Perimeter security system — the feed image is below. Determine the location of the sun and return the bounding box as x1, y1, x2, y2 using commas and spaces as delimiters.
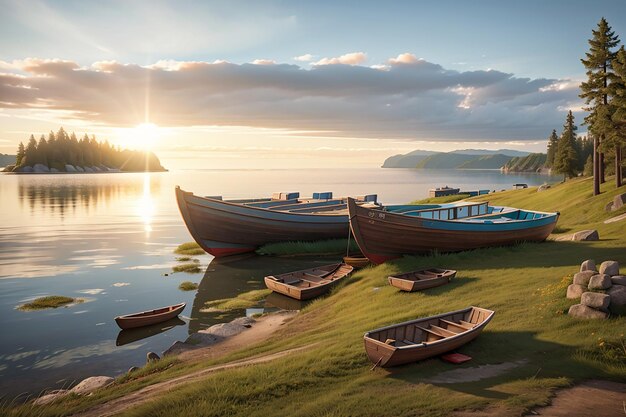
131, 123, 160, 151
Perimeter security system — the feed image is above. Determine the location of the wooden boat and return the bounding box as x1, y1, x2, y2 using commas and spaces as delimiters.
347, 197, 559, 264
114, 302, 186, 330
363, 306, 495, 367
343, 255, 370, 269
388, 268, 456, 292
176, 187, 378, 257
264, 263, 353, 300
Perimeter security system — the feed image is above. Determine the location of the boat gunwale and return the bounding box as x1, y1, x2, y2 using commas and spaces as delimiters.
389, 268, 457, 282
115, 302, 186, 321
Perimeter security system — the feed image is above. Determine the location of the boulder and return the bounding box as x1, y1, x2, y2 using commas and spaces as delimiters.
70, 376, 114, 395
605, 201, 614, 211
588, 274, 612, 290
610, 275, 626, 286
568, 304, 607, 319
128, 366, 139, 374
146, 351, 160, 362
572, 230, 599, 241
76, 166, 85, 172
608, 285, 626, 315
50, 167, 59, 173
84, 166, 94, 173
566, 284, 585, 299
33, 389, 70, 405
163, 340, 193, 356
573, 271, 596, 286
20, 165, 34, 172
33, 163, 50, 173
537, 184, 551, 192
581, 292, 610, 311
579, 259, 597, 273
65, 164, 77, 172
611, 192, 626, 211
599, 260, 619, 276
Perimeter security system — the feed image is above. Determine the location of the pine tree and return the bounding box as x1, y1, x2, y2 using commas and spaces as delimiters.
580, 17, 620, 194
584, 155, 594, 177
610, 46, 626, 186
23, 135, 38, 167
16, 142, 26, 166
546, 129, 559, 168
554, 111, 579, 181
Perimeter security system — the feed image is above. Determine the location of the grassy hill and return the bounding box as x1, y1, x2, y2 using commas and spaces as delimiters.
7, 178, 626, 417
503, 153, 547, 173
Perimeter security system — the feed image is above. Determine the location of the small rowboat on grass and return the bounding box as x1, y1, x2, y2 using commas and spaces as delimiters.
388, 268, 456, 292
114, 303, 186, 330
364, 306, 494, 367
264, 263, 353, 300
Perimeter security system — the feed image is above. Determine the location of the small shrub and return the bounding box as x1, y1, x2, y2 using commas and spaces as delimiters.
18, 296, 81, 311
174, 242, 205, 256
172, 263, 202, 274
178, 281, 199, 291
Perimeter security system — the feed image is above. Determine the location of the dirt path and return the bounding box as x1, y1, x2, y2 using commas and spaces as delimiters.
73, 311, 305, 417
531, 380, 626, 417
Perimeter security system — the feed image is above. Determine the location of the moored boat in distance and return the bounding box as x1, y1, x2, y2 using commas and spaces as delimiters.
175, 187, 378, 257
114, 303, 186, 330
388, 268, 456, 292
347, 197, 559, 264
264, 263, 353, 300
363, 306, 495, 367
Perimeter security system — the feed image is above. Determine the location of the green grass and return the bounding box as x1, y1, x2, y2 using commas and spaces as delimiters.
204, 289, 271, 311
178, 281, 199, 291
174, 242, 205, 256
18, 296, 81, 311
172, 263, 202, 274
257, 238, 359, 256
5, 176, 626, 417
408, 193, 471, 204
175, 256, 199, 263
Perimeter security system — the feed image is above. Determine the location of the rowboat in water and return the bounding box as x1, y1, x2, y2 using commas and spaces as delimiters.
364, 306, 495, 367
388, 268, 456, 292
115, 303, 186, 330
347, 198, 559, 264
175, 187, 377, 257
264, 263, 353, 300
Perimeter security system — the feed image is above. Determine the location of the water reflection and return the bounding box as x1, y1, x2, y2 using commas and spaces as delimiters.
264, 291, 310, 311
136, 174, 155, 234
116, 317, 186, 346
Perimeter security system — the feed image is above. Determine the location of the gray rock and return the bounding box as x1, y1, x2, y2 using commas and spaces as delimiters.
163, 340, 193, 356
185, 332, 220, 346
599, 260, 619, 277
20, 165, 33, 172
199, 321, 249, 338
580, 259, 597, 273
128, 366, 139, 374
572, 230, 599, 241
92, 166, 101, 172
566, 284, 586, 299
568, 304, 607, 319
76, 166, 85, 172
588, 274, 612, 290
573, 270, 596, 286
146, 351, 160, 362
537, 184, 551, 192
610, 275, 626, 286
608, 285, 626, 315
566, 284, 585, 299
611, 192, 626, 211
605, 201, 614, 211
33, 389, 70, 405
65, 164, 77, 172
70, 376, 114, 395
581, 292, 610, 311
33, 163, 50, 173
50, 167, 59, 173
84, 166, 94, 173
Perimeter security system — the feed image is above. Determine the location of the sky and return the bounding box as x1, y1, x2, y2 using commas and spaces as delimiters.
1, 0, 625, 169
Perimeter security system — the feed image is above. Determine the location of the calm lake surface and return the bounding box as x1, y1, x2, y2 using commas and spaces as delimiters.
0, 168, 560, 397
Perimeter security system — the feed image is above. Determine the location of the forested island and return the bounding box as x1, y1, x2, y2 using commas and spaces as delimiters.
3, 128, 166, 173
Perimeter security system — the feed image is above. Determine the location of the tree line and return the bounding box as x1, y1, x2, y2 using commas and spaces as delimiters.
545, 112, 594, 180
12, 127, 164, 172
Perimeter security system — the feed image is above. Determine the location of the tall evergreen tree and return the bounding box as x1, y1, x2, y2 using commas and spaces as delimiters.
23, 135, 38, 167
554, 111, 579, 181
16, 142, 26, 166
580, 17, 620, 194
610, 46, 626, 186
546, 129, 559, 168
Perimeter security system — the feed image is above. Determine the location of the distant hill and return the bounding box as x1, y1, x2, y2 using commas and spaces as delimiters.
0, 153, 16, 168
382, 149, 530, 169
502, 153, 547, 173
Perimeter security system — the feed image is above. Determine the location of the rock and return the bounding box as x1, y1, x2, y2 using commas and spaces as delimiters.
611, 192, 626, 211
33, 389, 70, 405
579, 259, 597, 273
599, 260, 619, 276
70, 376, 114, 395
588, 274, 612, 290
581, 292, 610, 311
92, 166, 101, 172
566, 284, 585, 299
572, 230, 599, 241
568, 304, 607, 319
573, 271, 596, 286
146, 351, 160, 362
185, 332, 220, 346
608, 285, 626, 315
605, 201, 614, 211
33, 163, 50, 173
611, 275, 626, 286
84, 166, 94, 173
163, 340, 193, 356
537, 184, 551, 192
128, 366, 139, 374
50, 167, 59, 173
65, 164, 77, 172
20, 165, 34, 173
76, 166, 85, 172
199, 321, 250, 338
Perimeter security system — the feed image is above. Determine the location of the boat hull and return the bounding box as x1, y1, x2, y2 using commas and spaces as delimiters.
115, 303, 186, 330
348, 198, 559, 264
176, 187, 350, 257
264, 263, 353, 300
388, 268, 456, 292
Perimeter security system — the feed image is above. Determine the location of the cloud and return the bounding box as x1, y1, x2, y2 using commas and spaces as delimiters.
294, 54, 315, 62
252, 59, 276, 65
313, 52, 367, 66
0, 56, 582, 141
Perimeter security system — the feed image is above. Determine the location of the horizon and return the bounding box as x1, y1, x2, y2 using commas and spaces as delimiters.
1, 0, 625, 169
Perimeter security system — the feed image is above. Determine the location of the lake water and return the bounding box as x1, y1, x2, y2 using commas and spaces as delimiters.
0, 168, 560, 398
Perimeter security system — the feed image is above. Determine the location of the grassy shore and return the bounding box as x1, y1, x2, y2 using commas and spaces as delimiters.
257, 238, 359, 256
5, 177, 626, 416
203, 289, 271, 311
